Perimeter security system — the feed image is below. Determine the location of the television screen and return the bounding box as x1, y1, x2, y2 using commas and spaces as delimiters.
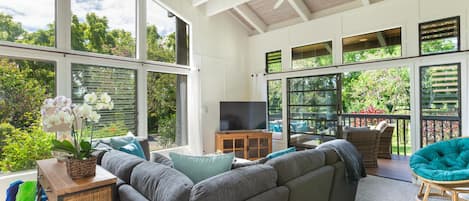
220, 101, 267, 131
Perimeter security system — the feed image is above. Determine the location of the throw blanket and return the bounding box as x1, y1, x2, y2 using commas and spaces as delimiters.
317, 139, 366, 182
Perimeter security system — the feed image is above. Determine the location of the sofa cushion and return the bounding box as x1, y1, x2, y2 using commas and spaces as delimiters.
316, 148, 340, 165
131, 161, 193, 201
91, 142, 113, 165
170, 152, 234, 183
285, 166, 334, 201
245, 186, 289, 201
101, 150, 145, 184
190, 165, 277, 201
118, 184, 150, 201
266, 149, 325, 185
150, 152, 173, 167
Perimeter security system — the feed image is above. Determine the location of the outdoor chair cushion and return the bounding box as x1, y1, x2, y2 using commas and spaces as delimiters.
410, 138, 469, 181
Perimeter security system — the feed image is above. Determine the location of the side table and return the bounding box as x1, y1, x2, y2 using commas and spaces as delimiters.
36, 158, 117, 201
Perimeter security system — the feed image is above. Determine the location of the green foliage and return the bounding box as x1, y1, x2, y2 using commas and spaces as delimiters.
0, 59, 51, 129
0, 13, 181, 154
343, 45, 401, 64
0, 13, 24, 42
147, 25, 176, 63
292, 55, 333, 69
147, 73, 178, 143
421, 38, 458, 55
51, 139, 93, 160
89, 121, 129, 139
342, 68, 410, 114
0, 123, 53, 172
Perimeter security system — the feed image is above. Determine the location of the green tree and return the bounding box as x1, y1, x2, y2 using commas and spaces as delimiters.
342, 68, 410, 114
147, 73, 177, 142
0, 59, 50, 129
0, 13, 24, 42
72, 15, 86, 51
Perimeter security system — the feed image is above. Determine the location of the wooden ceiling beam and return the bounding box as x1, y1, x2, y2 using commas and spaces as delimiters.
206, 0, 253, 16
193, 0, 209, 7
324, 43, 333, 54
361, 0, 371, 6
377, 31, 387, 47
234, 4, 267, 34
287, 0, 311, 22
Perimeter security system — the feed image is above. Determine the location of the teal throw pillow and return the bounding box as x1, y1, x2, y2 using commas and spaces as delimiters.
109, 136, 135, 148
111, 137, 146, 159
266, 147, 296, 159
169, 152, 234, 183
119, 141, 146, 159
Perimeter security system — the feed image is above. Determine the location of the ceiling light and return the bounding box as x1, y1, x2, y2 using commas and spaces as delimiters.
359, 38, 368, 42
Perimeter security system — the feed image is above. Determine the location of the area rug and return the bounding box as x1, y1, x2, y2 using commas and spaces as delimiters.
356, 175, 451, 201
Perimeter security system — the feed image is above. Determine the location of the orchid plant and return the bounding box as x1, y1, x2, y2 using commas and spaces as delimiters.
41, 92, 113, 160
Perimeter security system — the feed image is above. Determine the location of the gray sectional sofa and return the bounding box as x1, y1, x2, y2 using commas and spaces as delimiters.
93, 138, 359, 201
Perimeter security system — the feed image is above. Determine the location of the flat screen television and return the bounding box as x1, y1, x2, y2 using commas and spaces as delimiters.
220, 101, 267, 131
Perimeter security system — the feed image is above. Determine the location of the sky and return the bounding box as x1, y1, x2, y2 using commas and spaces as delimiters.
0, 0, 176, 37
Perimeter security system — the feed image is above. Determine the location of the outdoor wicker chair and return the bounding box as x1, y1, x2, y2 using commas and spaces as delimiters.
375, 121, 395, 159
343, 127, 380, 168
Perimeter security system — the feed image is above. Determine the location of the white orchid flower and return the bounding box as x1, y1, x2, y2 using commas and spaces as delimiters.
84, 92, 98, 104
100, 93, 112, 104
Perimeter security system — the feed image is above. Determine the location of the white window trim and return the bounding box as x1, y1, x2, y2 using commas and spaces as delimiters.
0, 0, 194, 152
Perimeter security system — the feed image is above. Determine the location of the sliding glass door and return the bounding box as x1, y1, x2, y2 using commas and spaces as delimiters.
287, 74, 341, 148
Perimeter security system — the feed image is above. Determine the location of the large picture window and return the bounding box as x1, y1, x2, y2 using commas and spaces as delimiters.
343, 28, 401, 64
72, 64, 137, 137
71, 0, 136, 57
0, 57, 56, 172
0, 0, 55, 47
147, 72, 188, 151
147, 1, 190, 65
292, 41, 333, 70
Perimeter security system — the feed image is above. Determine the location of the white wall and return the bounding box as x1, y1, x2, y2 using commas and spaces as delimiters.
159, 0, 251, 154
247, 0, 469, 151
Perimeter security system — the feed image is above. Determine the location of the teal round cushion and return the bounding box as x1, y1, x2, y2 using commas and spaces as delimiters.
410, 138, 469, 181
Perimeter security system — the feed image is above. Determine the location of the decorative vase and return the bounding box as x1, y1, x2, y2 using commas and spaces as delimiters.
65, 157, 97, 179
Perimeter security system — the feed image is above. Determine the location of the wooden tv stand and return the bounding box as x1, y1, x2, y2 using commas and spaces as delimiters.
216, 131, 272, 160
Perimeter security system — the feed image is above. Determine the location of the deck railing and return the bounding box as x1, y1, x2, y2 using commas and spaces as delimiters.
342, 113, 411, 156
421, 116, 460, 147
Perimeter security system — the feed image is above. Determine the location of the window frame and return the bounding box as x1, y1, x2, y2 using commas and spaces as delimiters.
0, 0, 193, 152
419, 63, 462, 147
418, 16, 461, 56
267, 79, 283, 133
341, 27, 402, 64
265, 50, 282, 74
0, 0, 57, 48
291, 40, 333, 70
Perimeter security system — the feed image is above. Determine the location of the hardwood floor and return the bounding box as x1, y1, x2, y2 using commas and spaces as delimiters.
366, 155, 413, 182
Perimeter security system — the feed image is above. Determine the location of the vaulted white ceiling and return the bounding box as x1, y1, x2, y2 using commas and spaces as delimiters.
193, 0, 383, 35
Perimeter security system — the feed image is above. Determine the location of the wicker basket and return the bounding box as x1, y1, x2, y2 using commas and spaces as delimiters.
65, 157, 97, 179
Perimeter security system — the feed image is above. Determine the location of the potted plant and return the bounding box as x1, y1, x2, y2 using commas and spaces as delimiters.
41, 93, 113, 179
